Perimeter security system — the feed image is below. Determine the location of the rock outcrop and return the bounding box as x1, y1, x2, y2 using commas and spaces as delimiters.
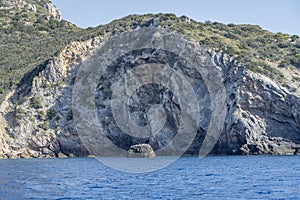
0, 37, 103, 158
128, 144, 156, 158
44, 2, 62, 21
0, 12, 299, 158
0, 0, 61, 21
212, 52, 300, 155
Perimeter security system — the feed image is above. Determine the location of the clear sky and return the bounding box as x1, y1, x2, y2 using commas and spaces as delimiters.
51, 0, 300, 35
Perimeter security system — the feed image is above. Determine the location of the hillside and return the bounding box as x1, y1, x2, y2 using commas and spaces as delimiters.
0, 0, 300, 158
1, 0, 300, 104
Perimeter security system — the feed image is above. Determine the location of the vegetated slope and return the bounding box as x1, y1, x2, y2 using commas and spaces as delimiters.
0, 0, 80, 102
0, 1, 300, 100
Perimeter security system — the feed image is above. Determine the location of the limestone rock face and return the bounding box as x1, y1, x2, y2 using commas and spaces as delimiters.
0, 28, 299, 158
44, 2, 62, 21
128, 144, 156, 158
0, 37, 103, 158
0, 0, 61, 21
217, 68, 300, 155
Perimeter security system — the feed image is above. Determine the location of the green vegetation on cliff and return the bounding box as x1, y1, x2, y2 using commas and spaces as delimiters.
0, 0, 299, 103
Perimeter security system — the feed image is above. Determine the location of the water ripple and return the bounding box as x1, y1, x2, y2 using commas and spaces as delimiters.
0, 156, 300, 199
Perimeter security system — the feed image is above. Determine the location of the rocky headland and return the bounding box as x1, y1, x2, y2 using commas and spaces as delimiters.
0, 0, 299, 158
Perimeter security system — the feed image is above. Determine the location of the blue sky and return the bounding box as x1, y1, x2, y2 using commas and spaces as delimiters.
51, 0, 300, 35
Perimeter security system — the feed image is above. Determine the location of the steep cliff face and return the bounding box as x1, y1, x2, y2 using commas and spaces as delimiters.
0, 37, 103, 158
0, 29, 299, 158
213, 53, 300, 155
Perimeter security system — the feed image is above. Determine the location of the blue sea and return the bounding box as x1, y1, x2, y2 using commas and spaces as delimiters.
0, 156, 300, 199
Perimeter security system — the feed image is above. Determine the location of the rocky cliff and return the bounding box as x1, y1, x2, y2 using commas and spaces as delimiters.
0, 1, 300, 158
0, 37, 103, 158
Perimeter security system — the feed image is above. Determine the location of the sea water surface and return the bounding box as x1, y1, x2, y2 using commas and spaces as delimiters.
0, 156, 300, 199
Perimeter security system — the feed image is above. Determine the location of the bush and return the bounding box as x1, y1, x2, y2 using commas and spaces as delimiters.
47, 109, 57, 120
278, 60, 289, 68
30, 96, 43, 109
38, 122, 50, 131
16, 107, 26, 120
278, 42, 289, 48
291, 35, 299, 42
205, 20, 212, 25
38, 110, 46, 120
224, 32, 239, 39
289, 56, 300, 68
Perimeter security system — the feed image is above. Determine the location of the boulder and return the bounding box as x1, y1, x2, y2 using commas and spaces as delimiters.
128, 144, 156, 158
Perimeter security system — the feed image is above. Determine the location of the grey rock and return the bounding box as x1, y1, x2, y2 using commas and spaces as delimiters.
128, 144, 156, 158
26, 3, 36, 12
44, 3, 62, 21
57, 152, 68, 158
0, 29, 299, 159
0, 38, 102, 158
